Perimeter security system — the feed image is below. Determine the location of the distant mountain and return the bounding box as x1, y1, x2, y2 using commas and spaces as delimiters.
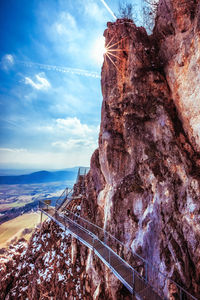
0, 170, 78, 185
0, 169, 41, 176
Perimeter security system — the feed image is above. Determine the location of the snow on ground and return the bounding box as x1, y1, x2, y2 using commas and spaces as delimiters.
0, 218, 89, 299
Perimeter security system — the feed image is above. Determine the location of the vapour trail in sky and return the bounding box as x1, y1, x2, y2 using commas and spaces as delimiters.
18, 61, 101, 79
99, 0, 117, 20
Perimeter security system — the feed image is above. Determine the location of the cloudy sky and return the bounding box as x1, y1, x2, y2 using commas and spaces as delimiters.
0, 0, 144, 170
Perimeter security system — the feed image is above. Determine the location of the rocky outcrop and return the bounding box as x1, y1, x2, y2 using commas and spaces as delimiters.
0, 220, 96, 300
154, 0, 200, 153
80, 5, 200, 299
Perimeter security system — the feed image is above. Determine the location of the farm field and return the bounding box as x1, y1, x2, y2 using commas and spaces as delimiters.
0, 181, 71, 224
0, 211, 48, 249
0, 174, 76, 250
0, 181, 69, 212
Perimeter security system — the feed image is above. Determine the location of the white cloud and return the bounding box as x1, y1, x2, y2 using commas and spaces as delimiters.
45, 10, 86, 57
35, 125, 54, 132
0, 117, 99, 169
24, 73, 51, 90
0, 147, 92, 169
54, 12, 77, 37
0, 147, 27, 153
50, 11, 82, 42
49, 93, 82, 115
4, 54, 14, 64
56, 117, 93, 137
83, 0, 105, 22
30, 117, 99, 151
1, 54, 14, 71
52, 117, 98, 155
52, 137, 97, 151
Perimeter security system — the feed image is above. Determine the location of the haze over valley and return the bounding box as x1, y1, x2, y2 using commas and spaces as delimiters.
0, 167, 79, 250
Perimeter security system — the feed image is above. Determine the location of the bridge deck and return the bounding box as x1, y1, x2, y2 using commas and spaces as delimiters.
40, 205, 163, 300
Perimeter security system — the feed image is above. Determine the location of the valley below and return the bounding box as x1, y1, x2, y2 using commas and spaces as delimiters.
0, 169, 78, 251
0, 181, 70, 252
0, 181, 69, 225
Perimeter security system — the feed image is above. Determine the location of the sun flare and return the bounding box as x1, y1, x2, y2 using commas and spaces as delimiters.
92, 36, 106, 66
92, 35, 127, 69
104, 36, 128, 71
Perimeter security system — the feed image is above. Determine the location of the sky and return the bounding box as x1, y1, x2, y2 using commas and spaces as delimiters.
0, 0, 144, 170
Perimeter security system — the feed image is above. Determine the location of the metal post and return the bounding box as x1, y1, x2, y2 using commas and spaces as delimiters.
145, 262, 148, 282
104, 231, 106, 244
180, 288, 182, 300
132, 270, 135, 297
92, 236, 94, 251
40, 211, 43, 228
104, 231, 107, 258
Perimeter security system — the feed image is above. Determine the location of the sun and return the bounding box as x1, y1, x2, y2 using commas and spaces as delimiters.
92, 36, 106, 66
104, 36, 128, 72
92, 35, 127, 69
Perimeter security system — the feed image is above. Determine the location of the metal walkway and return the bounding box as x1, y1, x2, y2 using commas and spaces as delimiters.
54, 167, 88, 212
39, 200, 197, 300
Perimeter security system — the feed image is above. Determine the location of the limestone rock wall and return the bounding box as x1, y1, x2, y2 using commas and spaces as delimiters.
80, 4, 200, 298
154, 0, 200, 153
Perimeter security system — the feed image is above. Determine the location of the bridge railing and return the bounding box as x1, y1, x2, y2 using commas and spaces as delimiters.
64, 209, 197, 300
39, 200, 197, 300
39, 200, 49, 211
55, 188, 73, 210
76, 167, 89, 182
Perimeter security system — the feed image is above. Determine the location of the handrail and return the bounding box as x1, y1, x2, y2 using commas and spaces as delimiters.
64, 210, 197, 300
55, 188, 67, 207
39, 201, 149, 297
76, 167, 88, 183
65, 209, 198, 300
55, 188, 73, 209
55, 168, 88, 209
39, 200, 198, 300
63, 212, 141, 277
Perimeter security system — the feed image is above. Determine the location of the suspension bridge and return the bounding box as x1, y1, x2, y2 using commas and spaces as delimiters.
39, 168, 197, 300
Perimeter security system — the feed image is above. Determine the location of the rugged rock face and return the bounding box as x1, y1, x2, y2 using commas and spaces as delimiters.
0, 220, 96, 300
154, 0, 200, 153
1, 1, 200, 299
81, 3, 200, 298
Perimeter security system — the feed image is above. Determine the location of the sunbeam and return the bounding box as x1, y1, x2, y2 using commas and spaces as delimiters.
107, 52, 123, 61
106, 53, 120, 72
106, 37, 127, 50
104, 36, 128, 72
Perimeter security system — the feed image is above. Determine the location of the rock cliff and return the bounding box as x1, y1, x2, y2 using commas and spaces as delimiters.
154, 0, 200, 153
81, 1, 200, 298
1, 1, 200, 299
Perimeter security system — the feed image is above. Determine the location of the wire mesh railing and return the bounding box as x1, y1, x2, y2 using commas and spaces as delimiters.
76, 167, 89, 182
64, 209, 197, 300
39, 200, 198, 300
55, 187, 73, 210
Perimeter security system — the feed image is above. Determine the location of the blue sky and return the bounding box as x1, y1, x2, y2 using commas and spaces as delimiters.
0, 0, 144, 170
